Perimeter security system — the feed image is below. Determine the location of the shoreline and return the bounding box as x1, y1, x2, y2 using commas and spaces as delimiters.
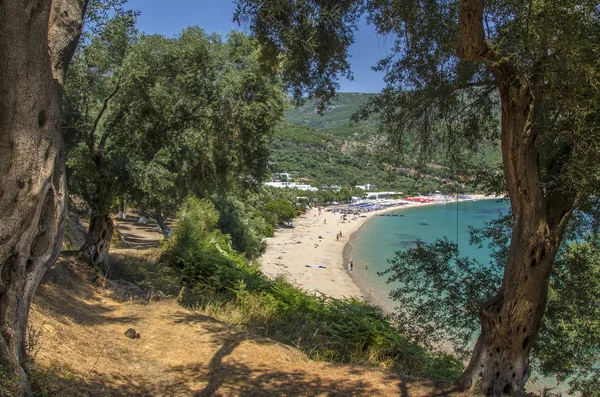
344, 196, 503, 313
259, 195, 497, 302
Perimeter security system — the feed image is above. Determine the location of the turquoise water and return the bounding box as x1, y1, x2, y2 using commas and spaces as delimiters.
350, 199, 510, 312
349, 198, 571, 394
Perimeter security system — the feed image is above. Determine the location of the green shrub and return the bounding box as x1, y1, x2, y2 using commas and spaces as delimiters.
163, 196, 268, 291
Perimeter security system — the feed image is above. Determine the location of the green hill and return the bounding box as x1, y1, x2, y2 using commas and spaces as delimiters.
269, 92, 500, 194
286, 92, 377, 130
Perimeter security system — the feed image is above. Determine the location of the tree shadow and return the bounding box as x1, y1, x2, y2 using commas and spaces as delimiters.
167, 336, 393, 397
117, 234, 160, 249
165, 312, 391, 396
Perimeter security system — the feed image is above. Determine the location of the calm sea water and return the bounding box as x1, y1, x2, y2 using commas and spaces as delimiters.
349, 198, 571, 394
350, 198, 510, 312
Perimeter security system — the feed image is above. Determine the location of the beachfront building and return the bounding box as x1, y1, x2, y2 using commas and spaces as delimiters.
365, 191, 403, 200
264, 181, 318, 192
354, 184, 377, 191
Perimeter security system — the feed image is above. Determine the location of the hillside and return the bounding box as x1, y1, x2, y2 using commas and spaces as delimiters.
27, 251, 468, 396
286, 92, 377, 130
270, 92, 501, 193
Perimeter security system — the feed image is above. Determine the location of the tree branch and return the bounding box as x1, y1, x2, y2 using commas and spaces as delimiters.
81, 92, 95, 153
456, 0, 491, 63
48, 0, 89, 86
96, 108, 127, 156
89, 76, 123, 154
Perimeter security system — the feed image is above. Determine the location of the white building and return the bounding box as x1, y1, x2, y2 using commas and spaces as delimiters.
274, 172, 291, 182
264, 181, 318, 192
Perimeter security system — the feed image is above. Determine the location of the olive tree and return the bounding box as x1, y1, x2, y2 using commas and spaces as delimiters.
0, 1, 87, 395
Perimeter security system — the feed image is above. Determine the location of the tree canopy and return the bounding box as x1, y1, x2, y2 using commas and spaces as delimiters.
63, 14, 287, 265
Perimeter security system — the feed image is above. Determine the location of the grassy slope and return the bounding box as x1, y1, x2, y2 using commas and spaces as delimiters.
28, 253, 469, 397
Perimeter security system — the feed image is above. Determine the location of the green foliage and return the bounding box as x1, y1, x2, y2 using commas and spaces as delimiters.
63, 11, 138, 214
123, 29, 287, 218
234, 1, 362, 108
65, 15, 288, 231
211, 194, 270, 260
535, 239, 600, 397
286, 93, 377, 130
264, 198, 297, 224
269, 94, 496, 193
163, 196, 263, 290
381, 238, 503, 358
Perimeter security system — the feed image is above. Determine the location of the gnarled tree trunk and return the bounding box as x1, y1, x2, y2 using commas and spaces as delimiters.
117, 196, 126, 219
454, 1, 576, 394
81, 162, 117, 266
0, 1, 87, 395
154, 208, 168, 231
458, 74, 575, 396
81, 213, 115, 267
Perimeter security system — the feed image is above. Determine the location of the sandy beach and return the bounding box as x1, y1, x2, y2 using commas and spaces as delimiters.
259, 195, 494, 301
259, 206, 374, 299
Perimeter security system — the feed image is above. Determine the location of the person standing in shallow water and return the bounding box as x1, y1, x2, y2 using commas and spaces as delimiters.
349, 259, 354, 271
364, 261, 369, 270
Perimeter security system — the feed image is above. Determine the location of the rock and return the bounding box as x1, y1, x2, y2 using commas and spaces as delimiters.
106, 279, 168, 302
146, 289, 167, 301
124, 328, 140, 339
106, 279, 146, 301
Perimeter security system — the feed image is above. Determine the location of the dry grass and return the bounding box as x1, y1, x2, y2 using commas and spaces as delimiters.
27, 255, 472, 396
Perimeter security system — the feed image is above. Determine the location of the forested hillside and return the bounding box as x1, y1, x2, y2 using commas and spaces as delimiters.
269, 92, 501, 194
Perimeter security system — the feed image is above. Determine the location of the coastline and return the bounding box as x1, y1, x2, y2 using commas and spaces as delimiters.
344, 196, 503, 313
259, 195, 495, 302
342, 214, 396, 314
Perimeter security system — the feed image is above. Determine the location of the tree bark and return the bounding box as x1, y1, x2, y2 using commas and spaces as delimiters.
154, 208, 168, 231
0, 1, 86, 395
458, 75, 575, 396
81, 213, 115, 267
80, 157, 117, 266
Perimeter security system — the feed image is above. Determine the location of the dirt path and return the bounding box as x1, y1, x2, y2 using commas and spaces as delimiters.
30, 257, 468, 397
114, 215, 165, 249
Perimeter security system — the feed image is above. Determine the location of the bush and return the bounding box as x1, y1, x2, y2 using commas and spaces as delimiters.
264, 198, 297, 224
163, 196, 267, 291
212, 195, 269, 260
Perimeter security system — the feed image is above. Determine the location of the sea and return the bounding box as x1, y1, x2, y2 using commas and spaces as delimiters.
348, 198, 510, 313
347, 198, 571, 394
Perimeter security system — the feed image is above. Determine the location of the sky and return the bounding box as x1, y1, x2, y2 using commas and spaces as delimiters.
125, 0, 392, 93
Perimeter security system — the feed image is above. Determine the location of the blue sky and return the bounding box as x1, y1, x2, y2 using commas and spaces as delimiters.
126, 0, 391, 93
